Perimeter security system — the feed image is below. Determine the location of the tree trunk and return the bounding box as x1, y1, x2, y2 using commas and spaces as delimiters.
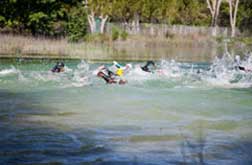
212, 0, 222, 26
87, 11, 96, 33
206, 0, 222, 27
100, 15, 108, 34
132, 12, 140, 34
206, 0, 216, 26
229, 0, 239, 37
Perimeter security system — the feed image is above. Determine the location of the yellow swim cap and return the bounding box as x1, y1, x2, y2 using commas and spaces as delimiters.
116, 68, 123, 76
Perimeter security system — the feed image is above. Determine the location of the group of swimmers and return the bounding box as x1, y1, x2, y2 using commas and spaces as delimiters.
96, 61, 156, 84
50, 60, 156, 84
51, 55, 251, 84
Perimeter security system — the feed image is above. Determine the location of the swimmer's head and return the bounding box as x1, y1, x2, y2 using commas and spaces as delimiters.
126, 64, 132, 69
235, 55, 240, 62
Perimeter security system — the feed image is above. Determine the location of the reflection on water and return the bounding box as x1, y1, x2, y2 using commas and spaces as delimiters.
0, 53, 252, 164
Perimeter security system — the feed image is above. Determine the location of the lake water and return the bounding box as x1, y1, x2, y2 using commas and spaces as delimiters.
0, 53, 252, 164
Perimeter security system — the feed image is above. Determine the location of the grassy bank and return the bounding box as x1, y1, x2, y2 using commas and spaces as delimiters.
0, 34, 110, 59
0, 33, 244, 62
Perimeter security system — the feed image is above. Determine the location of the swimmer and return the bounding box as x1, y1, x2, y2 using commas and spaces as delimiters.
234, 55, 252, 72
51, 62, 65, 73
141, 61, 156, 73
96, 62, 131, 84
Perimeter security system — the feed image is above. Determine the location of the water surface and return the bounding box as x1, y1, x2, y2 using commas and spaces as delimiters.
0, 56, 252, 164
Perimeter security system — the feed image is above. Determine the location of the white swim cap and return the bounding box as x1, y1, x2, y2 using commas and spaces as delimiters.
235, 55, 240, 61
126, 64, 132, 68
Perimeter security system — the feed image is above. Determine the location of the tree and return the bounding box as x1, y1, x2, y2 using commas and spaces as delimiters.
153, 0, 179, 24
237, 0, 252, 33
0, 0, 82, 35
141, 0, 161, 23
111, 0, 143, 33
227, 0, 239, 37
84, 0, 112, 33
110, 0, 130, 23
66, 5, 88, 42
175, 0, 209, 26
206, 0, 223, 26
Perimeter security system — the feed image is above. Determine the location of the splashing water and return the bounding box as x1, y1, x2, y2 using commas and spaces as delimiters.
0, 54, 252, 89
0, 66, 18, 76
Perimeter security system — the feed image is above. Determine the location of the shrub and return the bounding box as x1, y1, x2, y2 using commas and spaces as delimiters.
84, 33, 110, 43
165, 30, 175, 39
66, 6, 88, 42
0, 16, 6, 28
120, 31, 128, 40
112, 27, 120, 41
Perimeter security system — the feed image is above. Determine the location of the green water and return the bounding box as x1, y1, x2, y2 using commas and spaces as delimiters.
0, 59, 252, 164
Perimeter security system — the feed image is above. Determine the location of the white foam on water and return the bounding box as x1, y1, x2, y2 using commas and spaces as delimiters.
70, 60, 91, 87
202, 52, 252, 88
127, 64, 153, 81
1, 52, 252, 89
0, 66, 18, 76
87, 57, 251, 89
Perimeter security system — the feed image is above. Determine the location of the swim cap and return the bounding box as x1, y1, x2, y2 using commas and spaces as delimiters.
126, 64, 132, 69
113, 61, 121, 68
235, 55, 240, 61
116, 68, 123, 76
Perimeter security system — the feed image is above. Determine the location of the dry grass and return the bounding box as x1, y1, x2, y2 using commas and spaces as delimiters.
0, 34, 218, 61
0, 34, 110, 59
0, 34, 66, 55
124, 33, 216, 46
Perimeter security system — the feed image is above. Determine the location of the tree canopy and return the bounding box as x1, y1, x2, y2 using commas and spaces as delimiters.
0, 0, 251, 37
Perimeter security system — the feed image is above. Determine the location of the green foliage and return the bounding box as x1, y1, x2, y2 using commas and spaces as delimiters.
84, 26, 128, 42
66, 6, 88, 42
112, 0, 210, 26
236, 37, 252, 45
237, 0, 252, 33
215, 36, 226, 43
84, 33, 110, 43
174, 0, 210, 26
0, 0, 83, 35
0, 16, 6, 27
28, 12, 50, 35
112, 27, 120, 41
87, 0, 113, 17
120, 31, 128, 40
218, 2, 230, 27
0, 0, 252, 37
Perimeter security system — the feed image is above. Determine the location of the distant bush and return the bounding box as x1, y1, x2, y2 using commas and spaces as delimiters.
165, 30, 175, 39
84, 33, 110, 43
0, 16, 6, 28
240, 37, 252, 45
66, 6, 88, 42
120, 31, 128, 40
112, 27, 120, 41
216, 36, 225, 43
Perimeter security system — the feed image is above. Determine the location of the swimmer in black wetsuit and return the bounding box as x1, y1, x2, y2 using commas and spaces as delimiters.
234, 55, 251, 72
96, 66, 127, 84
51, 62, 65, 73
141, 61, 156, 72
97, 71, 116, 84
97, 67, 116, 84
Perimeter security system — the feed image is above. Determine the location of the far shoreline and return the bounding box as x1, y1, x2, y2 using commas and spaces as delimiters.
0, 33, 250, 63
